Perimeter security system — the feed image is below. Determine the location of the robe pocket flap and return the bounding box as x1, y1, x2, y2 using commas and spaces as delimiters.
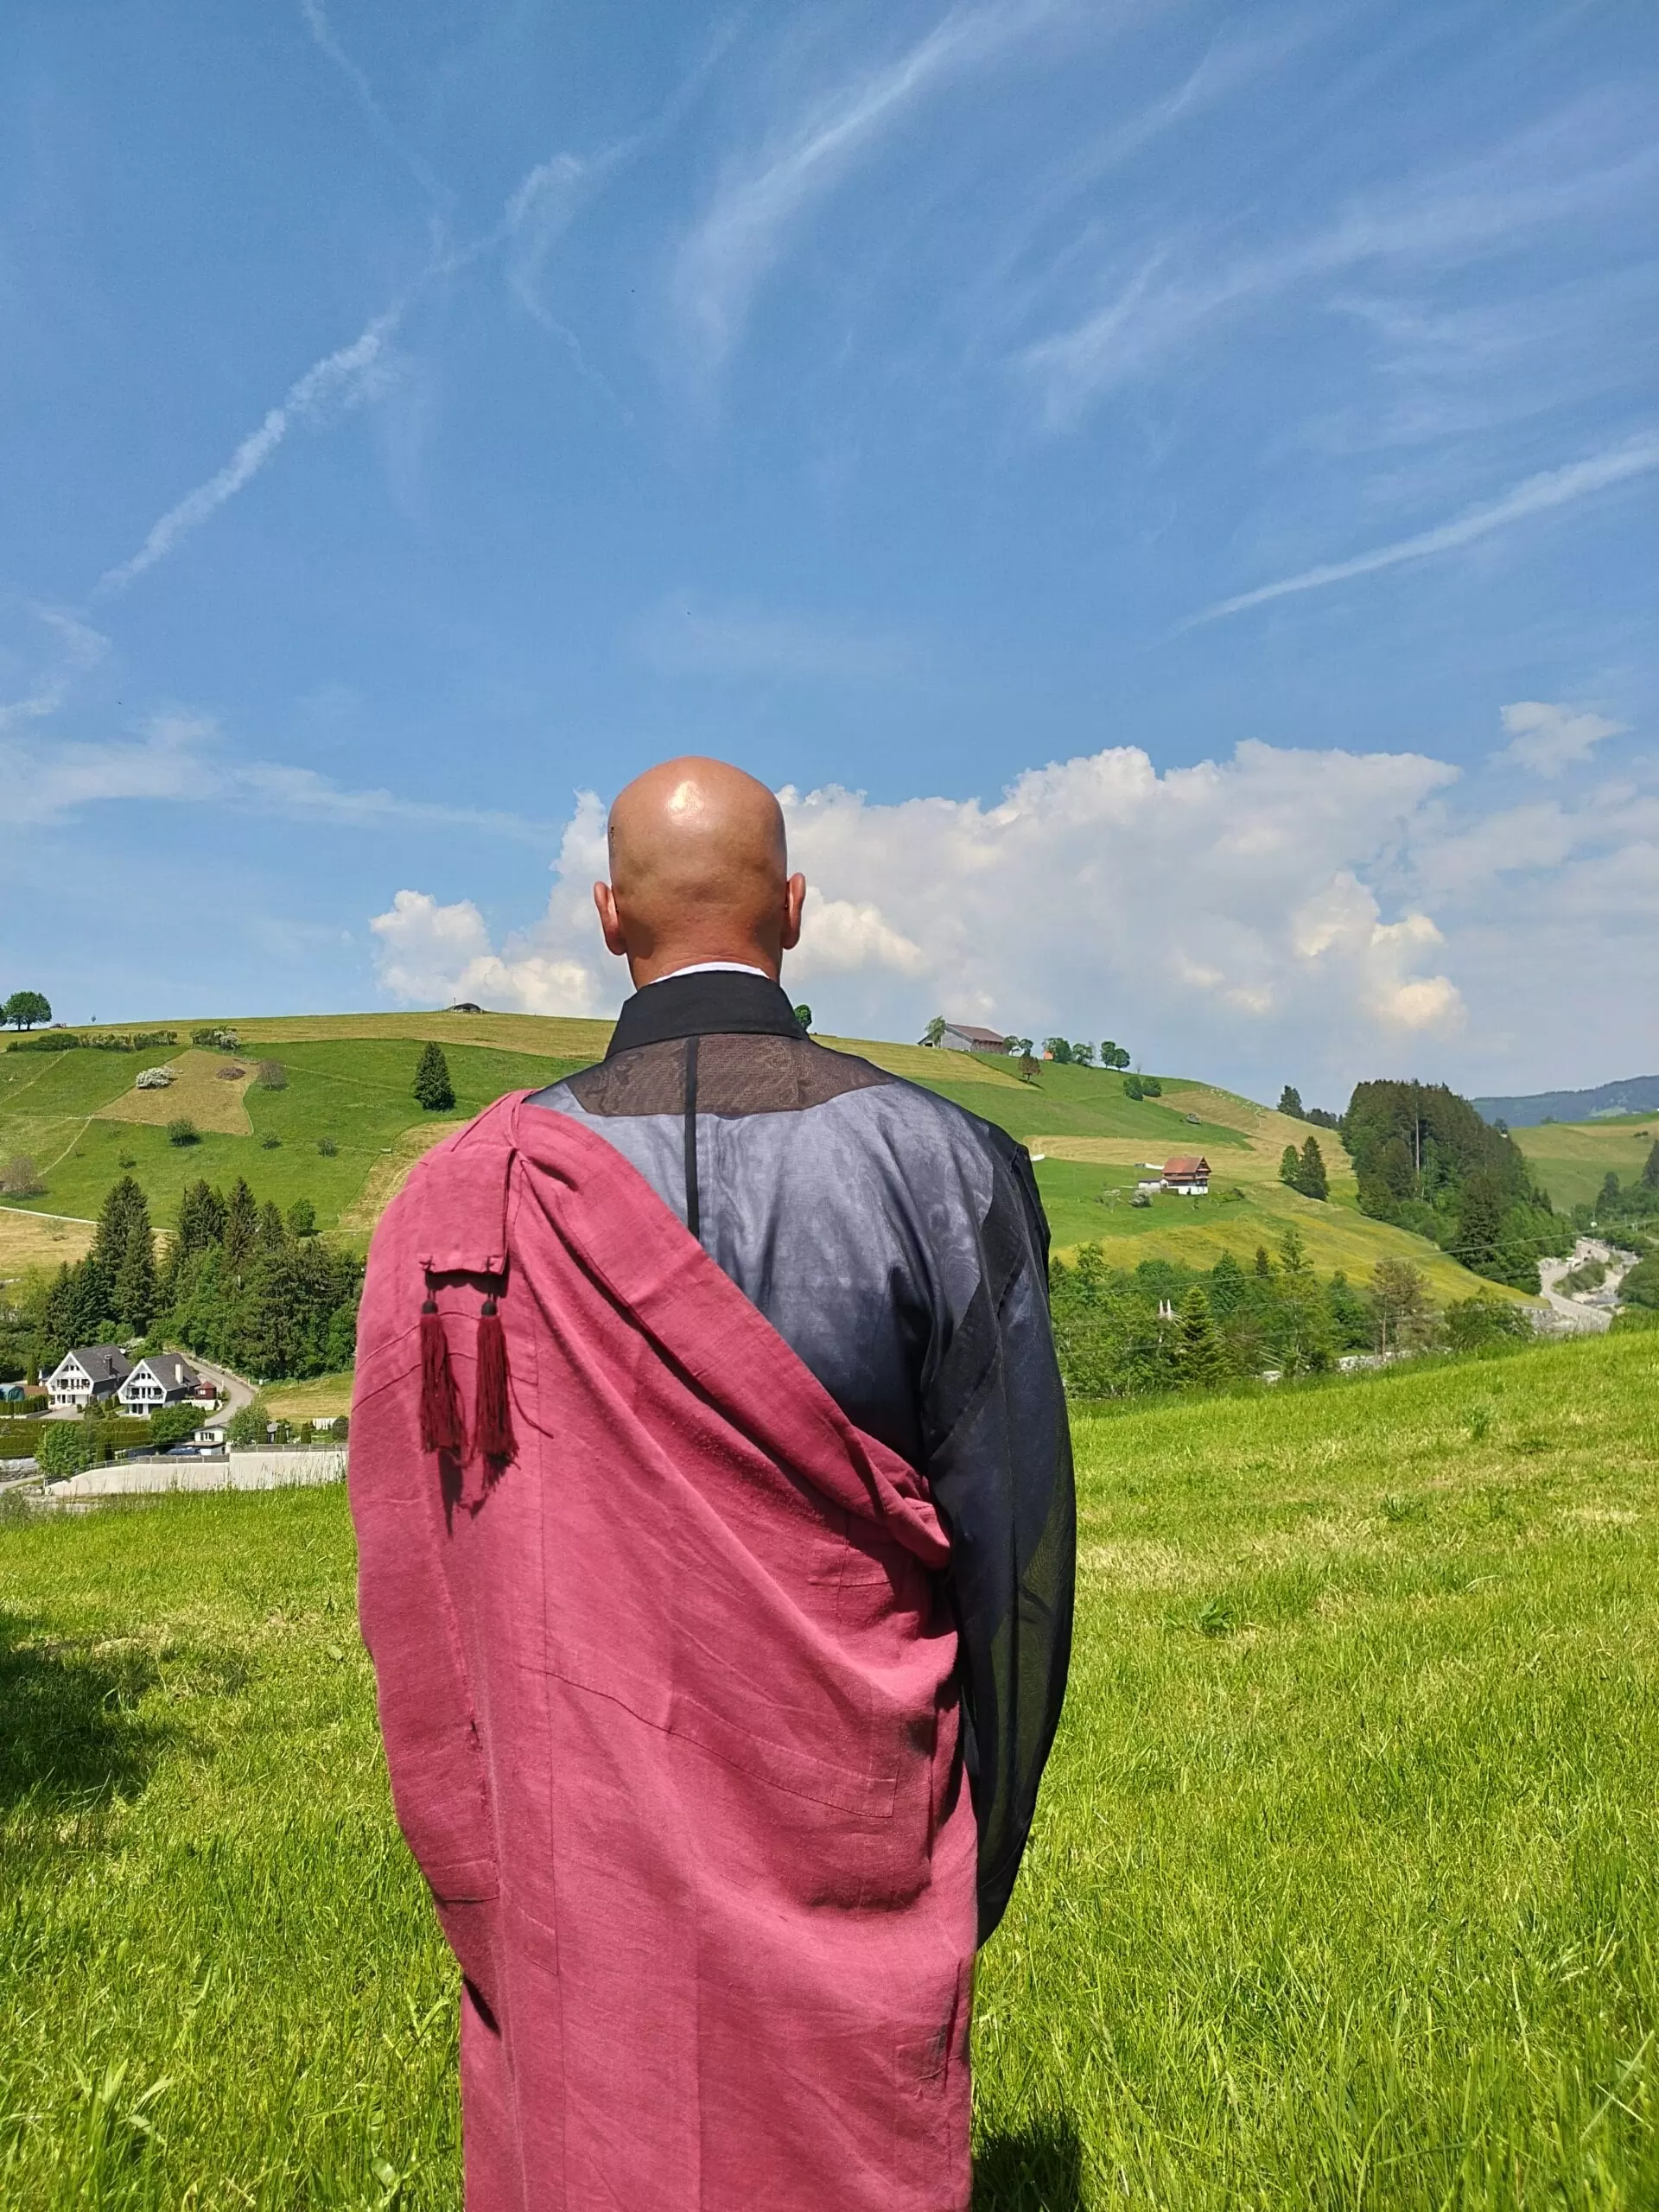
544, 1633, 895, 1824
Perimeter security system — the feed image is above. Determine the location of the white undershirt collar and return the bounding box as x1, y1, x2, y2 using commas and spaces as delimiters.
647, 960, 772, 983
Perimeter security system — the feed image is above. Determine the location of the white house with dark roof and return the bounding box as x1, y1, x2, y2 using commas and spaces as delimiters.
118, 1351, 206, 1413
46, 1345, 132, 1410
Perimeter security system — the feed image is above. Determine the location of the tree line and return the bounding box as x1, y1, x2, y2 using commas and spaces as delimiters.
15, 1174, 361, 1383
1050, 1229, 1529, 1398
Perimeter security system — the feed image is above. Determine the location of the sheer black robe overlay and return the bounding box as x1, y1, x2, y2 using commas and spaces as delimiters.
530, 970, 1075, 1940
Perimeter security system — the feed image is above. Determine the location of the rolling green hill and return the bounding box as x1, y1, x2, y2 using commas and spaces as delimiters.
1510, 1113, 1656, 1211
1, 1014, 1525, 1327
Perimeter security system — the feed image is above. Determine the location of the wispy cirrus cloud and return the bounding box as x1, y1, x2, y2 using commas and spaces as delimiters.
297, 0, 448, 203
672, 0, 1062, 378
632, 596, 918, 682
91, 32, 730, 598
1497, 699, 1626, 779
1185, 431, 1659, 625
1020, 103, 1659, 426
95, 312, 402, 596
0, 607, 110, 731
0, 709, 552, 841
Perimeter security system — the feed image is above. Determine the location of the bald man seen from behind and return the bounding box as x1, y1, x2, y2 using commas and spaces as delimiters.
349, 757, 1075, 2211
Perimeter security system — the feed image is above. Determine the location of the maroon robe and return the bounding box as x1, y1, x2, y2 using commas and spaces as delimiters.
350, 1093, 978, 2210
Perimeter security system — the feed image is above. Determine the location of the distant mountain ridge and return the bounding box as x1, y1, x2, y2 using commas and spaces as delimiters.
1473, 1076, 1659, 1128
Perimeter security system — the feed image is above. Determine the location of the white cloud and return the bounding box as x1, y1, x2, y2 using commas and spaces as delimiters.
96, 312, 402, 595
0, 607, 110, 732
672, 1, 1057, 377
0, 707, 551, 841
297, 0, 447, 203
371, 743, 1474, 1086
369, 793, 613, 1014
1020, 105, 1659, 426
1497, 699, 1625, 778
1186, 434, 1659, 626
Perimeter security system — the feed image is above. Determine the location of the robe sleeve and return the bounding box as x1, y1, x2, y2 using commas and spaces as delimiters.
349, 1311, 504, 2023
921, 1126, 1076, 1943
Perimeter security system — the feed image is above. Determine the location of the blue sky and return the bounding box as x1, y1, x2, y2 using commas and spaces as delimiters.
2, 0, 1655, 1101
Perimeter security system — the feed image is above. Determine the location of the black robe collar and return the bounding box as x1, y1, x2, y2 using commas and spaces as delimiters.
605, 969, 806, 1057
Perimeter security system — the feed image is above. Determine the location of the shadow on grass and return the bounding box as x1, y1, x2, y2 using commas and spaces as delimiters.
976, 2114, 1084, 2209
0, 1611, 169, 1812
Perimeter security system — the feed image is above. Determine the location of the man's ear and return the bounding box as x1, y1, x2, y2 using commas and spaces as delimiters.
780, 873, 806, 953
594, 881, 629, 958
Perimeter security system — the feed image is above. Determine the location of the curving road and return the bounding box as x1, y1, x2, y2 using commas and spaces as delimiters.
1536, 1238, 1637, 1336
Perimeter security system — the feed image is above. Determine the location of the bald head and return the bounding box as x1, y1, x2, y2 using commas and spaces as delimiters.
594, 757, 806, 987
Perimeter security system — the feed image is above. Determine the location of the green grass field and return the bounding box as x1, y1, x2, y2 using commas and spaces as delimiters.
3, 1019, 1518, 1308
1510, 1116, 1657, 1211
3, 1330, 1655, 2207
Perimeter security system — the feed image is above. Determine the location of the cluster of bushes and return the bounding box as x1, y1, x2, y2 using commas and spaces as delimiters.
1122, 1072, 1163, 1100
18, 1173, 359, 1383
5, 1028, 177, 1054
1050, 1229, 1530, 1399
226, 1395, 349, 1448
192, 1027, 240, 1050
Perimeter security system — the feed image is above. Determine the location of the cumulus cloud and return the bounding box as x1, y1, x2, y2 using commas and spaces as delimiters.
369, 743, 1474, 1085
1497, 699, 1625, 777
369, 793, 613, 1014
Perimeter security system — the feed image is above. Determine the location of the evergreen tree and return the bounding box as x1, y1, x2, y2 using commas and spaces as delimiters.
1599, 1170, 1621, 1209
414, 1041, 456, 1111
223, 1179, 259, 1271
1174, 1286, 1224, 1384
92, 1175, 148, 1283
1278, 1085, 1305, 1119
1208, 1249, 1247, 1315
1299, 1135, 1329, 1200
1454, 1172, 1507, 1274
1280, 1145, 1303, 1189
1643, 1141, 1659, 1191
1254, 1244, 1273, 1279
114, 1217, 156, 1332
257, 1200, 289, 1254
1278, 1224, 1309, 1274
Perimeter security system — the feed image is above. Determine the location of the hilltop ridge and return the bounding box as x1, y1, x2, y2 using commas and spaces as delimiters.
1, 1011, 1529, 1321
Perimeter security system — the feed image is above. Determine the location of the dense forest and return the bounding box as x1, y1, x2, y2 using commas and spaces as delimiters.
3, 1174, 360, 1383
1341, 1080, 1567, 1291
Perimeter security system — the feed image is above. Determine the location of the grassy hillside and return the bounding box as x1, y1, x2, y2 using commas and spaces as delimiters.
1510, 1112, 1656, 1211
1, 1017, 1520, 1308
3, 1330, 1656, 2204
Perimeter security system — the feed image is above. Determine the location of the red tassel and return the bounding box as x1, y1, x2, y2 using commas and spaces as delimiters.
474, 1294, 516, 1465
420, 1297, 465, 1455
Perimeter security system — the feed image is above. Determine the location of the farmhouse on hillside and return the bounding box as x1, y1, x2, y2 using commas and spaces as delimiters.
118, 1351, 208, 1412
46, 1345, 133, 1410
1162, 1155, 1211, 1196
939, 1022, 1008, 1055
